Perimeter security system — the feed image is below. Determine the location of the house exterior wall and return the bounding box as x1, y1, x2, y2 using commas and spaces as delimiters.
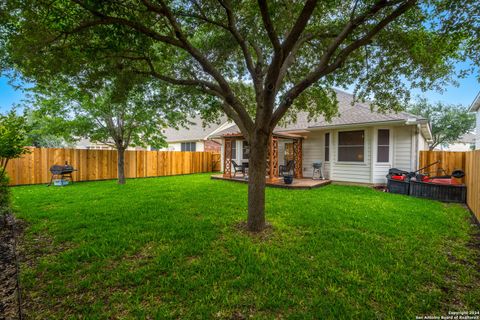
157, 141, 205, 151
204, 139, 221, 152
393, 125, 414, 172
476, 111, 480, 150
300, 124, 422, 184
219, 124, 426, 184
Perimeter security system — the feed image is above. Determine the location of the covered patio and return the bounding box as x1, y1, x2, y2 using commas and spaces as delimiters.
222, 132, 304, 181
216, 132, 331, 189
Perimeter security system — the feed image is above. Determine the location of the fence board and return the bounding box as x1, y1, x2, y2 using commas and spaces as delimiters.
419, 151, 466, 183
466, 150, 480, 221
420, 150, 480, 221
5, 148, 220, 186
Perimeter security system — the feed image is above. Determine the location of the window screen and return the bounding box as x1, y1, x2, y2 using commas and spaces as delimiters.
181, 142, 196, 151
377, 129, 390, 162
338, 130, 364, 162
242, 141, 250, 159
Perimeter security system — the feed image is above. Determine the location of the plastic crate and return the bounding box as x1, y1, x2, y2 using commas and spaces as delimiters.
409, 180, 466, 203
387, 178, 410, 195
53, 179, 69, 186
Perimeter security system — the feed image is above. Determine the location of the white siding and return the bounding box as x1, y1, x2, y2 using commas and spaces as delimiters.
219, 124, 420, 184
393, 126, 414, 172
301, 131, 330, 178
196, 142, 205, 152
371, 127, 394, 184
476, 111, 480, 150
330, 128, 372, 183
167, 142, 181, 151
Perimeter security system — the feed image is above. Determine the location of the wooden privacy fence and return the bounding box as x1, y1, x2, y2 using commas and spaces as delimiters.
419, 151, 466, 180
420, 150, 480, 221
465, 150, 480, 222
6, 148, 221, 186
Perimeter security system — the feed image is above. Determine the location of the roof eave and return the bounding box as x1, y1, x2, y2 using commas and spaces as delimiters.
469, 92, 480, 112
305, 119, 407, 130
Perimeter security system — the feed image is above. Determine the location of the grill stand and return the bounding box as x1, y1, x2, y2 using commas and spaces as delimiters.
48, 172, 74, 187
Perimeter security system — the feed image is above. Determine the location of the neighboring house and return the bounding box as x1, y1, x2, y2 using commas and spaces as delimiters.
155, 115, 232, 152
214, 89, 432, 185
470, 92, 479, 150
75, 138, 144, 150
435, 133, 476, 151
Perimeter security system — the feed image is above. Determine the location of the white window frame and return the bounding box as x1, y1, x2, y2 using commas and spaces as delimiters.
181, 141, 196, 152
375, 128, 393, 164
336, 130, 366, 164
324, 132, 330, 163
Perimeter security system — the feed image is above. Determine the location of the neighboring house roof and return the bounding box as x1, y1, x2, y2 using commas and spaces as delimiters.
162, 115, 231, 142
456, 133, 476, 144
214, 89, 431, 139
470, 92, 480, 112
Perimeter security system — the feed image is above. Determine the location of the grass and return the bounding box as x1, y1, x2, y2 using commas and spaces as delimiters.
11, 174, 480, 319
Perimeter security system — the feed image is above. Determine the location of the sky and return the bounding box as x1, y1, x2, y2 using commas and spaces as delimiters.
1, 64, 479, 112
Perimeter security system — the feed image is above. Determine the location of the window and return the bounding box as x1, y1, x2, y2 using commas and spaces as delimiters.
338, 130, 364, 162
181, 142, 196, 151
325, 133, 330, 161
377, 129, 390, 162
242, 141, 250, 159
231, 141, 237, 159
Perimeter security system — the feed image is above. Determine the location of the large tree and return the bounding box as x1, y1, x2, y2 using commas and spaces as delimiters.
408, 98, 476, 150
27, 76, 187, 184
1, 0, 476, 231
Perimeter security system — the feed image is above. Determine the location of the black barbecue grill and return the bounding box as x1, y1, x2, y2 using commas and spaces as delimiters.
48, 162, 77, 186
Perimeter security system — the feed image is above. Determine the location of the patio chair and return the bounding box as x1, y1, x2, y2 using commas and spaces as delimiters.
232, 160, 246, 177
279, 160, 294, 176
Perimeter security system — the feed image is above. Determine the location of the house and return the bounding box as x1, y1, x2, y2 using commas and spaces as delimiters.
435, 133, 476, 151
155, 115, 231, 152
470, 92, 479, 150
74, 138, 144, 150
214, 90, 432, 185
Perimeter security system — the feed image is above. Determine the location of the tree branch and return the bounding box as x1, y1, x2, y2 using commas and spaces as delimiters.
270, 0, 417, 128
146, 0, 255, 132
70, 0, 184, 48
257, 0, 281, 52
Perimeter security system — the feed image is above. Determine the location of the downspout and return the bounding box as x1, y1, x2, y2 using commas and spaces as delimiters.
415, 125, 420, 171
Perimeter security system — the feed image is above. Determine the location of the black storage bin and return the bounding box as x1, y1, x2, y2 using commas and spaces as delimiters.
387, 178, 410, 195
409, 180, 466, 203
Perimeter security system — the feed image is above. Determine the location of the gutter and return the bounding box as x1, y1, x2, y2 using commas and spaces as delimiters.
305, 119, 407, 131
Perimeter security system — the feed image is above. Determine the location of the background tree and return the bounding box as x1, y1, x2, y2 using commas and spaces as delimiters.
408, 98, 476, 150
23, 108, 72, 148
1, 0, 477, 231
29, 75, 187, 184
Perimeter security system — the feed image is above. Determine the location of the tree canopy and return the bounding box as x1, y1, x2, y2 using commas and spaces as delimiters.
27, 74, 189, 183
0, 110, 30, 179
408, 98, 476, 150
1, 0, 478, 231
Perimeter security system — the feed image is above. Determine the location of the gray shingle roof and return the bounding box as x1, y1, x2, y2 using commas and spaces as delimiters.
162, 115, 228, 142
457, 133, 476, 144
215, 89, 425, 136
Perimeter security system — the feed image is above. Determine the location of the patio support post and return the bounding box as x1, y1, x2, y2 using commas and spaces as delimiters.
293, 138, 303, 178
223, 138, 233, 178
268, 135, 279, 181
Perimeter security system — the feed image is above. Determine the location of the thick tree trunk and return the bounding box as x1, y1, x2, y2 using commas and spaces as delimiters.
247, 132, 269, 232
117, 147, 126, 185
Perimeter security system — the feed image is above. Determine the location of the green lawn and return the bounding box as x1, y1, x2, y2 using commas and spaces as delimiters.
11, 174, 480, 319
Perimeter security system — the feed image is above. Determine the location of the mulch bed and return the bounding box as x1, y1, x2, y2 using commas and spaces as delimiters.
0, 214, 23, 320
